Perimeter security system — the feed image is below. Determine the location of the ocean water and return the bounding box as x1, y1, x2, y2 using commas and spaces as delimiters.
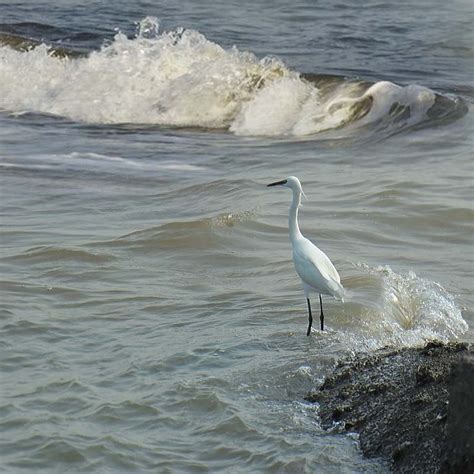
0, 1, 472, 472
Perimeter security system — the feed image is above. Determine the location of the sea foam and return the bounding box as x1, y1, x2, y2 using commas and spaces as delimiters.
337, 264, 468, 351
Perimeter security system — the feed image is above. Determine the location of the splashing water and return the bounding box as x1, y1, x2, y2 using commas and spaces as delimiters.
137, 16, 161, 40
0, 17, 466, 136
336, 264, 469, 351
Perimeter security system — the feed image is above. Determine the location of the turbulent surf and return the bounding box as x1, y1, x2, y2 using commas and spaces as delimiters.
0, 17, 467, 137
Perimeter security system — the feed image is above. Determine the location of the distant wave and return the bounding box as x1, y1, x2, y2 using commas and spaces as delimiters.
0, 17, 467, 137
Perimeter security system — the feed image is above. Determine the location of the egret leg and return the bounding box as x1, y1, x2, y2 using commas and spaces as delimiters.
319, 294, 324, 331
306, 298, 313, 336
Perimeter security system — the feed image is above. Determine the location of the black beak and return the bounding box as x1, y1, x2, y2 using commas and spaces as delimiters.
267, 179, 287, 187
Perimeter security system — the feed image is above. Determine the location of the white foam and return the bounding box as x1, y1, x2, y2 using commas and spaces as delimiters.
230, 76, 319, 135
357, 81, 435, 128
66, 152, 204, 171
0, 151, 205, 172
0, 17, 441, 136
339, 264, 468, 350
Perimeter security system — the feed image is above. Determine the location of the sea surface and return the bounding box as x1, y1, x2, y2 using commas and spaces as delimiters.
0, 1, 473, 472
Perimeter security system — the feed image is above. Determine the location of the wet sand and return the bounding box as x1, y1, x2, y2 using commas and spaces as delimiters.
306, 341, 473, 473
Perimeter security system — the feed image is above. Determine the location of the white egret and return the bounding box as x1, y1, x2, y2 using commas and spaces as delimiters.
267, 176, 344, 334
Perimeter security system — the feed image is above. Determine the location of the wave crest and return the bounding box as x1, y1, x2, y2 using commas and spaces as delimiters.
0, 16, 467, 136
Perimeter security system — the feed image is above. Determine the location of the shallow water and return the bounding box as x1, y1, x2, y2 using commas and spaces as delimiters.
1, 1, 473, 472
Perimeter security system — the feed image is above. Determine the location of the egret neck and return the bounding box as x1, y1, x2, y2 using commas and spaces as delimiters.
289, 188, 303, 244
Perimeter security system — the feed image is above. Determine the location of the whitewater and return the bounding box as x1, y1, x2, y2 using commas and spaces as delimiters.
0, 17, 466, 137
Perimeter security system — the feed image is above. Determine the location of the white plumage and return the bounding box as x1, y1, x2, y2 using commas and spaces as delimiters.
267, 176, 344, 334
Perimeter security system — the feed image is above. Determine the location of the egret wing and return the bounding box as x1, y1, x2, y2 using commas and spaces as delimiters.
292, 238, 343, 297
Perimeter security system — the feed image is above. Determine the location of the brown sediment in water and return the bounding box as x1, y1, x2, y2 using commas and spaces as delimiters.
0, 32, 85, 58
306, 341, 474, 473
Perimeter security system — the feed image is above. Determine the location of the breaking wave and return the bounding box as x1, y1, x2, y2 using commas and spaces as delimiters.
335, 264, 468, 351
0, 17, 467, 137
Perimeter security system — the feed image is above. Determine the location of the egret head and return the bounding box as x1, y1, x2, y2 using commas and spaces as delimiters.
267, 176, 307, 202
267, 176, 303, 192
